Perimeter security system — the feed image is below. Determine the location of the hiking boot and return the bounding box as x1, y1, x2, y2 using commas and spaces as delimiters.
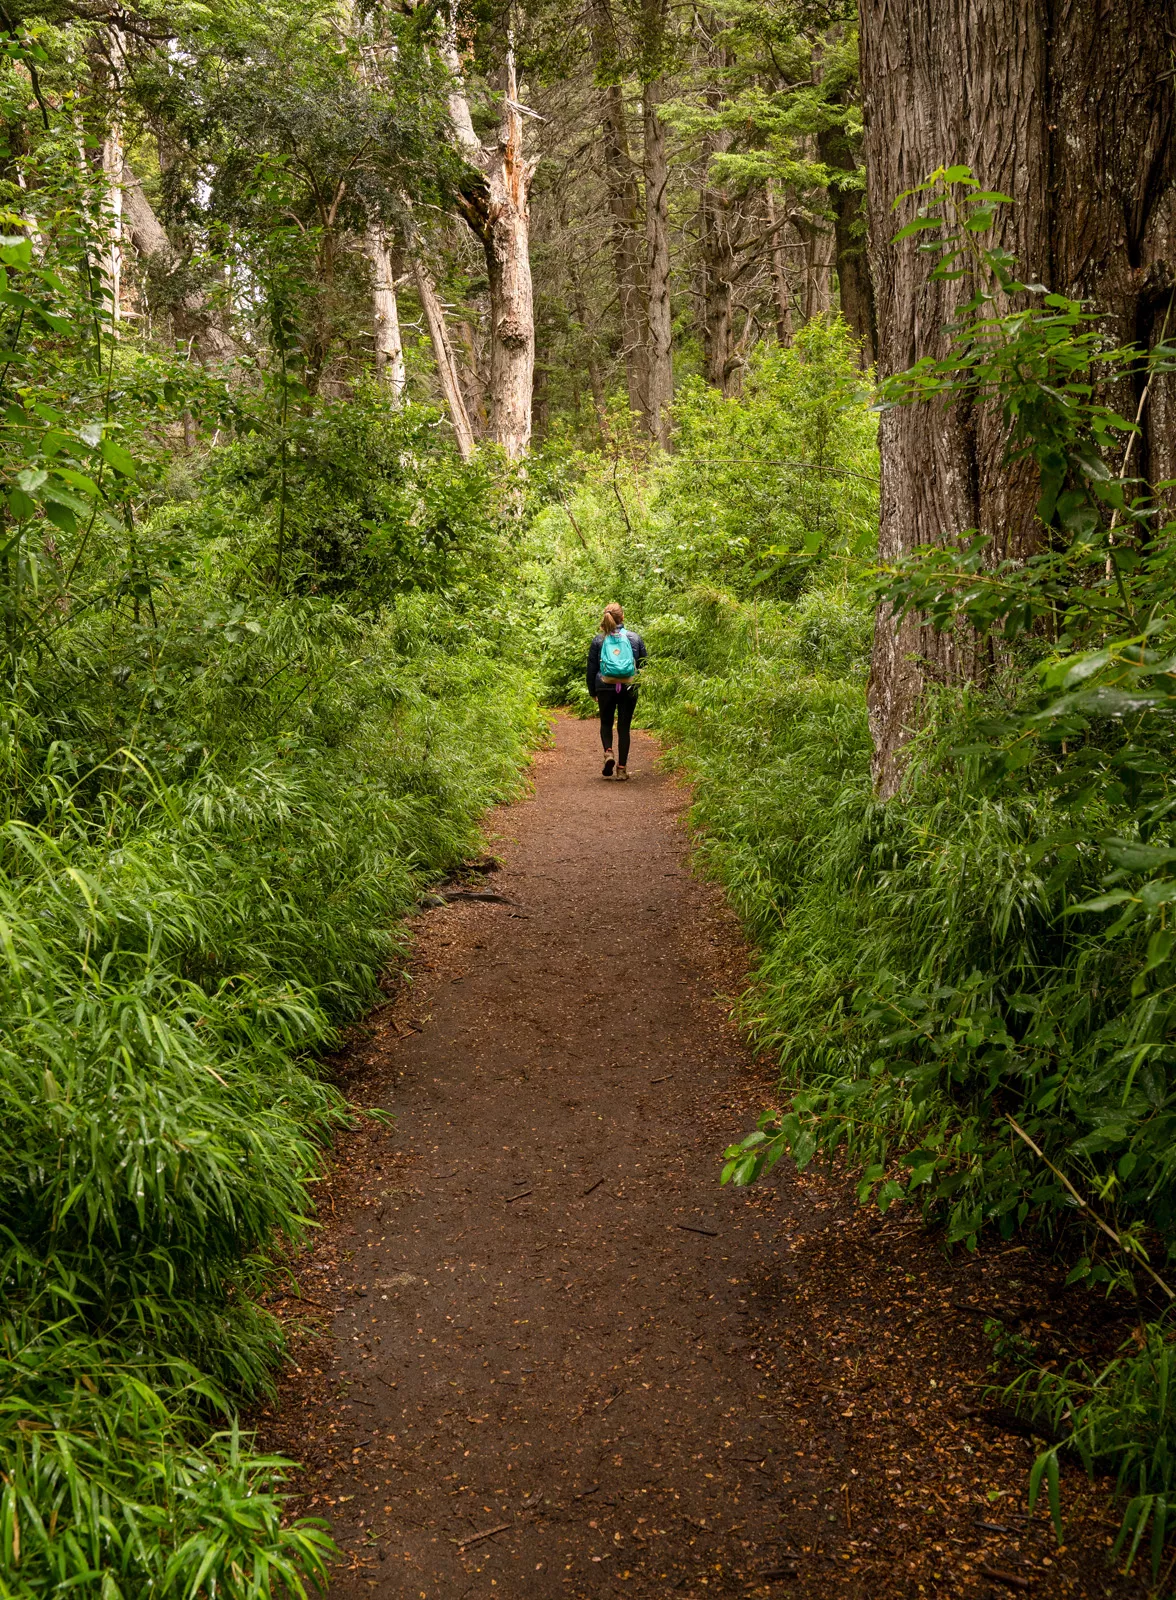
602, 752, 615, 777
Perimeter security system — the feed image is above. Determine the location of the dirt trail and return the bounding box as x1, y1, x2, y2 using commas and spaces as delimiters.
261, 716, 1143, 1600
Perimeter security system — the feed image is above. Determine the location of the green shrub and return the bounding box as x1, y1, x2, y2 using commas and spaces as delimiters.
0, 593, 540, 1596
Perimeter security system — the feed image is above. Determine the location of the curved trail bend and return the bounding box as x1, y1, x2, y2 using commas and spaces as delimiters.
262, 716, 1141, 1600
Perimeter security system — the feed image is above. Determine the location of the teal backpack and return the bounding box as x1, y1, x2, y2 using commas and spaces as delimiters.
599, 628, 636, 679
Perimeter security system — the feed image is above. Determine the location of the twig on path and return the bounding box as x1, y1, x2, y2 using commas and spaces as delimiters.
650, 1074, 673, 1085
1006, 1115, 1175, 1301
454, 1522, 511, 1551
677, 1224, 719, 1237
979, 1567, 1031, 1591
580, 1177, 604, 1197
441, 888, 522, 907
506, 1189, 533, 1203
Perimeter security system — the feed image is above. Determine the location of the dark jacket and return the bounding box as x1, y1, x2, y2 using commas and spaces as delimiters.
586, 629, 647, 696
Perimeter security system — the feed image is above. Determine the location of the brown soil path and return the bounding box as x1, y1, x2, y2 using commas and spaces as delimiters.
261, 715, 1143, 1600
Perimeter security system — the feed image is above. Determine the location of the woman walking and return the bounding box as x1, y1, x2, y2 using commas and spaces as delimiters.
586, 603, 647, 780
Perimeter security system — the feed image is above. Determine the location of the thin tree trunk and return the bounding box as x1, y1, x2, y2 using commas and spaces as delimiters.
413, 256, 476, 461
816, 127, 876, 365
362, 223, 406, 400
100, 41, 124, 325
572, 274, 607, 433
859, 0, 1176, 797
764, 182, 794, 346
454, 317, 488, 435
698, 90, 739, 395
589, 0, 647, 422
797, 212, 833, 320
642, 72, 673, 446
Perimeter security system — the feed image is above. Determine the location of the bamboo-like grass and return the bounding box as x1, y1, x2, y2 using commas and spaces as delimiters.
0, 595, 541, 1597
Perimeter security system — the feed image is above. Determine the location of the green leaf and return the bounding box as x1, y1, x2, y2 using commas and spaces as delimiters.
100, 438, 136, 477
43, 499, 76, 532
1063, 890, 1135, 914
1105, 841, 1176, 871
891, 218, 942, 242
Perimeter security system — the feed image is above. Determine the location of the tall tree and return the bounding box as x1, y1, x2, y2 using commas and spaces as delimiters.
814, 26, 874, 364
362, 222, 406, 398
589, 0, 647, 422
639, 0, 673, 446
860, 0, 1176, 796
444, 18, 538, 459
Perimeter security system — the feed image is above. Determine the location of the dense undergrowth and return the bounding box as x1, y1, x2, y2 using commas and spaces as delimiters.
0, 484, 539, 1597
533, 277, 1176, 1582
0, 125, 539, 1598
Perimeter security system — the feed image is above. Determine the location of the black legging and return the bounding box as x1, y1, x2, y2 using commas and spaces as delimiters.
598, 685, 638, 765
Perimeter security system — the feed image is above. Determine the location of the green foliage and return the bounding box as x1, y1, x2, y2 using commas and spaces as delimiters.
530, 187, 1176, 1577
530, 316, 877, 676
656, 318, 877, 591
209, 387, 517, 607
0, 17, 541, 1591
0, 600, 539, 1597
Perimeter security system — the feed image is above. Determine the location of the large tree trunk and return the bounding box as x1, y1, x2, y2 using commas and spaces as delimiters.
642, 72, 673, 447
413, 257, 476, 461
120, 162, 235, 364
483, 137, 535, 460
859, 0, 1176, 796
445, 29, 537, 460
589, 0, 647, 423
362, 223, 406, 400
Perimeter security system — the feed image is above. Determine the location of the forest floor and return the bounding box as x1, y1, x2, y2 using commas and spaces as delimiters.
258, 715, 1147, 1600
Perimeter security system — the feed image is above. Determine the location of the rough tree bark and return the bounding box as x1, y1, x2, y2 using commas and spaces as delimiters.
589, 0, 647, 423
362, 222, 406, 400
642, 68, 673, 446
860, 0, 1176, 796
120, 163, 235, 364
700, 184, 736, 392
445, 26, 538, 460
